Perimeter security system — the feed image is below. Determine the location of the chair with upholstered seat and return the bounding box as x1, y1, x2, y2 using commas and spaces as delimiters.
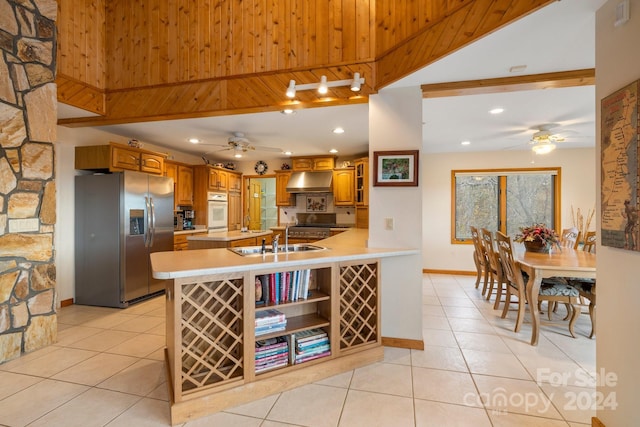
567, 230, 596, 338
470, 226, 489, 291
496, 231, 582, 338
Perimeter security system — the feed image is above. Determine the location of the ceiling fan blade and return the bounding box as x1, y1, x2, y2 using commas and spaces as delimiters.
253, 145, 283, 152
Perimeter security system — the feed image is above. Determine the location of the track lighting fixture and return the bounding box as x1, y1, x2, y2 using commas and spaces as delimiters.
286, 80, 296, 98
285, 73, 365, 98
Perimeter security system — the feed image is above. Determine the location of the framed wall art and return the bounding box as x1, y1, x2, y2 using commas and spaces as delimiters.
601, 78, 639, 250
373, 150, 419, 187
306, 196, 327, 212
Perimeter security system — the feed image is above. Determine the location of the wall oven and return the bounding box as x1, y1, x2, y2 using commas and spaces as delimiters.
207, 192, 228, 232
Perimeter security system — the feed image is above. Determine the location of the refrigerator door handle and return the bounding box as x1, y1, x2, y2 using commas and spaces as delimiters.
149, 196, 156, 247
144, 196, 151, 247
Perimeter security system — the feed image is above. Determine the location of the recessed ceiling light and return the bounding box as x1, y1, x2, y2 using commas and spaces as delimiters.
332, 127, 345, 134
281, 109, 295, 115
329, 149, 338, 154
461, 140, 471, 146
489, 108, 504, 115
284, 151, 292, 155
509, 65, 527, 73
188, 138, 200, 144
234, 153, 242, 158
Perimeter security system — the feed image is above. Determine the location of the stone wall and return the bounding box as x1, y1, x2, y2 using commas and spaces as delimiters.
0, 0, 57, 364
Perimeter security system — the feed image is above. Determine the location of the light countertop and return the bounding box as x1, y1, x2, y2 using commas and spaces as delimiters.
187, 229, 273, 241
151, 228, 417, 279
173, 227, 207, 236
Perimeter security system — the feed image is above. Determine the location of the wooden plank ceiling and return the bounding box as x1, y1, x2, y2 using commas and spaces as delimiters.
57, 0, 556, 127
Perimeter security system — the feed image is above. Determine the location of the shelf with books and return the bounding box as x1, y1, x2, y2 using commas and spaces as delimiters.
254, 313, 330, 341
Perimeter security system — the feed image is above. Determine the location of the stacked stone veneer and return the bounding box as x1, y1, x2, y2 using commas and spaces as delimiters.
0, 0, 58, 364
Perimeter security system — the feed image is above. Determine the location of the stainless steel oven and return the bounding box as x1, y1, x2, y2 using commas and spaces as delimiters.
207, 192, 228, 232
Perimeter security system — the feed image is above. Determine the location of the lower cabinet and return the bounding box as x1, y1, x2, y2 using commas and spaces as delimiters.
165, 259, 381, 424
174, 232, 205, 250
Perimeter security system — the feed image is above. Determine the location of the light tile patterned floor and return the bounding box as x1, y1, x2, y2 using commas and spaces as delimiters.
0, 274, 596, 426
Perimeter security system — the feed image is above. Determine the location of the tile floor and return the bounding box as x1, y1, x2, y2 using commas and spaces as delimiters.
0, 274, 596, 427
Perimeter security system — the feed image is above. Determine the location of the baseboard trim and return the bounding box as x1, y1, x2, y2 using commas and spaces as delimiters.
592, 417, 606, 427
381, 336, 424, 350
422, 268, 475, 276
60, 298, 74, 307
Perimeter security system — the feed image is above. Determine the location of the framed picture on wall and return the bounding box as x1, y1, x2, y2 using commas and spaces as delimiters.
373, 150, 419, 186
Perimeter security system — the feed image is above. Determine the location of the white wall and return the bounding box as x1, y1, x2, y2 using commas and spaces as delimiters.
368, 87, 424, 341
55, 126, 204, 303
422, 148, 596, 272
595, 1, 640, 425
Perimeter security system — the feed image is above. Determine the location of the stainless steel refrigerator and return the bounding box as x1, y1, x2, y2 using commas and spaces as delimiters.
75, 171, 174, 307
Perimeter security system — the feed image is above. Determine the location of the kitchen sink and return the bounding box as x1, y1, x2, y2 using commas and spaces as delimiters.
227, 244, 327, 256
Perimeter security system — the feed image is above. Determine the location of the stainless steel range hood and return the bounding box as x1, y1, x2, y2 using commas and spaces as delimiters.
286, 171, 333, 193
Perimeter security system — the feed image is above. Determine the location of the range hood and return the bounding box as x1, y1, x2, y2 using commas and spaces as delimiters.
286, 171, 333, 193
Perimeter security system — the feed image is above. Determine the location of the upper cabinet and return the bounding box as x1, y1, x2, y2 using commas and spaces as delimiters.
208, 168, 228, 191
165, 161, 194, 208
333, 168, 355, 206
275, 170, 295, 206
291, 156, 336, 171
227, 172, 242, 193
354, 157, 369, 206
177, 165, 194, 206
75, 142, 166, 175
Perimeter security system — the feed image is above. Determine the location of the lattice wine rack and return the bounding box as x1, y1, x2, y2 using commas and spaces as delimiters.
180, 278, 244, 395
339, 262, 379, 350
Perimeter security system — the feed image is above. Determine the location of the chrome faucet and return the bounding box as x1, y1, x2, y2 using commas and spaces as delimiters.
272, 234, 279, 254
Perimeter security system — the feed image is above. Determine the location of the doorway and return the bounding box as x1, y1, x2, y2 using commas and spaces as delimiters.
244, 176, 278, 230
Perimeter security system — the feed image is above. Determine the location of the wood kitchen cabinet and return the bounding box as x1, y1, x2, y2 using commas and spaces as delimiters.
75, 142, 166, 175
354, 157, 369, 206
227, 171, 242, 192
291, 155, 336, 171
208, 168, 228, 191
228, 190, 242, 231
165, 161, 194, 208
275, 170, 295, 206
332, 168, 355, 206
177, 165, 194, 206
227, 171, 243, 231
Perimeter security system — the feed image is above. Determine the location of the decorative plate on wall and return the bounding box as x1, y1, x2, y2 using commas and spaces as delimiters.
254, 160, 268, 175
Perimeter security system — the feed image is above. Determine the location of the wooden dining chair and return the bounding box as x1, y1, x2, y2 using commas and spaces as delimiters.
582, 231, 596, 253
480, 228, 507, 309
559, 227, 580, 250
568, 230, 596, 338
495, 231, 527, 332
470, 226, 489, 291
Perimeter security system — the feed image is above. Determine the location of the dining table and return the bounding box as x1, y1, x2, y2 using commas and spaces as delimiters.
515, 245, 596, 345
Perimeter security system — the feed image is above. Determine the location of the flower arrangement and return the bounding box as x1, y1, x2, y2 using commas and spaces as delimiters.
514, 223, 560, 248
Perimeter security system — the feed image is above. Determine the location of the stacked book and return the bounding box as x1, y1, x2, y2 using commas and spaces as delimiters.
255, 309, 287, 336
292, 328, 330, 364
255, 336, 289, 373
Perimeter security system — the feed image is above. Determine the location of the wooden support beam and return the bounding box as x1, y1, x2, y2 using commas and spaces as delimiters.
421, 68, 595, 98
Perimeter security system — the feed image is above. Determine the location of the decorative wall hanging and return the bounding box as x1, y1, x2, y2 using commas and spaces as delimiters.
601, 78, 639, 250
373, 150, 419, 187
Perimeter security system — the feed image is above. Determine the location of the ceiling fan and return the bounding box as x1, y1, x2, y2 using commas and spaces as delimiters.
202, 132, 282, 158
529, 124, 565, 154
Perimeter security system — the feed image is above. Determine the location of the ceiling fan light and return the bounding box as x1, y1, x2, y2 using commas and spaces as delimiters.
532, 143, 556, 155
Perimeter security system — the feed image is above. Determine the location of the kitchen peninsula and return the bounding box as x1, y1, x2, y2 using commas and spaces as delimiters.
150, 229, 417, 424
